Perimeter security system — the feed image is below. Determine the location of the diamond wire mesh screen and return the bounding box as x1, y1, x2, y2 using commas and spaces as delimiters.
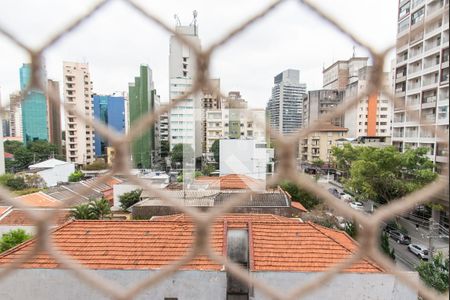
0, 0, 448, 299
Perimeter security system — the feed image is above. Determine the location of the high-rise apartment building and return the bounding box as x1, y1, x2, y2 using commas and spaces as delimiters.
93, 95, 126, 158
267, 69, 307, 134
19, 64, 49, 144
63, 62, 95, 165
303, 90, 344, 127
128, 65, 160, 169
393, 0, 449, 172
201, 79, 221, 154
343, 66, 392, 137
323, 57, 369, 91
9, 92, 22, 139
159, 112, 169, 143
169, 18, 202, 159
47, 79, 62, 154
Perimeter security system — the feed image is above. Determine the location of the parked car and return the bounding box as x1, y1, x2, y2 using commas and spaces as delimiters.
349, 201, 364, 211
389, 230, 411, 245
382, 223, 397, 234
408, 244, 429, 260
339, 192, 353, 202
328, 188, 340, 198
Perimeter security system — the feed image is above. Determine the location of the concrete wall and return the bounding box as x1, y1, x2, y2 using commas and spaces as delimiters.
38, 163, 75, 187
252, 272, 417, 300
0, 269, 417, 300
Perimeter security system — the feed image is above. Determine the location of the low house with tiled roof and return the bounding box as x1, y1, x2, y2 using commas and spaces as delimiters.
132, 186, 307, 219
0, 214, 416, 299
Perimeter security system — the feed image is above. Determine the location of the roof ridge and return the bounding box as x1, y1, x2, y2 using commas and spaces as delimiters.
307, 222, 383, 272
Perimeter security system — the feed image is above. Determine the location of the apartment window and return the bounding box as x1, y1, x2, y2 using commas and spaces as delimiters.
399, 2, 410, 19
398, 18, 409, 33
438, 106, 448, 119
380, 115, 388, 118
411, 7, 424, 25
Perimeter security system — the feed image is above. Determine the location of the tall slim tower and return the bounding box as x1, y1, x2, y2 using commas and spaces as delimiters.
63, 62, 95, 165
392, 0, 449, 173
267, 69, 307, 134
9, 92, 23, 139
168, 13, 202, 159
19, 63, 49, 144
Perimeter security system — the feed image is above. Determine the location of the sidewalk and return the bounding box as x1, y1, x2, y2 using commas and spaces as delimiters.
398, 217, 449, 256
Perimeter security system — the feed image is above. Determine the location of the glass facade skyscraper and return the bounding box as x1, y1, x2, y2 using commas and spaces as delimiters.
93, 95, 126, 157
19, 64, 49, 144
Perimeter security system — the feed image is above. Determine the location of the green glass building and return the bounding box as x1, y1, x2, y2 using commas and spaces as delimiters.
19, 64, 49, 144
129, 65, 158, 169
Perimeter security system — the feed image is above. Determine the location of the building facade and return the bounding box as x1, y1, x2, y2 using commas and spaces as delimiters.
8, 92, 23, 139
47, 80, 62, 154
93, 95, 126, 158
299, 124, 348, 164
323, 57, 369, 91
343, 66, 392, 137
128, 65, 160, 169
63, 62, 95, 165
169, 21, 202, 160
267, 69, 306, 134
19, 64, 49, 144
304, 89, 344, 127
393, 0, 449, 171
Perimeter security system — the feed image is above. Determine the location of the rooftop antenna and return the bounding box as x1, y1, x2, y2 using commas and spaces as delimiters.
174, 14, 181, 26
352, 45, 356, 58
191, 10, 198, 35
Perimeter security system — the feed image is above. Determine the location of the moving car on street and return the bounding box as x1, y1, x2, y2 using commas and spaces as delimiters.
389, 230, 411, 245
407, 244, 429, 260
349, 201, 364, 211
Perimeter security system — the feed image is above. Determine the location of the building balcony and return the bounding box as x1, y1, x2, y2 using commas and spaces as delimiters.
421, 114, 437, 123
426, 5, 447, 22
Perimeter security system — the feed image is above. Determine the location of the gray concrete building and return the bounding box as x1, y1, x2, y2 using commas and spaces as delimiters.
303, 89, 344, 127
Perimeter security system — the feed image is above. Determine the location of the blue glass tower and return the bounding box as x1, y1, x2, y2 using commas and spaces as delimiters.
19, 64, 49, 144
93, 95, 125, 157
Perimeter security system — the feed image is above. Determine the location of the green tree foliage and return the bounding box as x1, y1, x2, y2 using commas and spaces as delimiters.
311, 159, 325, 168
170, 144, 194, 166
5, 176, 27, 190
416, 252, 449, 293
344, 220, 358, 238
279, 180, 320, 210
160, 140, 170, 158
331, 145, 437, 204
83, 158, 108, 170
68, 170, 85, 182
380, 232, 395, 260
4, 140, 64, 172
119, 189, 142, 210
202, 164, 216, 176
71, 198, 112, 220
211, 140, 220, 163
4, 140, 23, 155
0, 174, 15, 186
0, 229, 32, 252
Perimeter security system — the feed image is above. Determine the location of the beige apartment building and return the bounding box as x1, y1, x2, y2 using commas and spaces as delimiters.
299, 124, 348, 164
63, 62, 95, 165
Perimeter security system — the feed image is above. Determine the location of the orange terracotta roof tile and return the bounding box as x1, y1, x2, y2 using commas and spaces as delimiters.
0, 206, 12, 216
196, 174, 265, 190
291, 201, 308, 212
14, 192, 62, 208
0, 214, 381, 273
0, 209, 71, 226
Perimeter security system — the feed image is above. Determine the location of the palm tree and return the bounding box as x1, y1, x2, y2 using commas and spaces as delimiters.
71, 203, 93, 220
89, 198, 111, 220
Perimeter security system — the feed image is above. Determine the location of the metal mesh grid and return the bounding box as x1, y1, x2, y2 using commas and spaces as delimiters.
0, 0, 448, 299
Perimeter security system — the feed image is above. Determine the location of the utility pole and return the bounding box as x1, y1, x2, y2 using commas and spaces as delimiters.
425, 218, 441, 258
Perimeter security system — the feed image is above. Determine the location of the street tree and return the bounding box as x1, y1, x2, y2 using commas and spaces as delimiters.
68, 170, 85, 182
379, 232, 395, 260
331, 145, 437, 204
416, 251, 449, 293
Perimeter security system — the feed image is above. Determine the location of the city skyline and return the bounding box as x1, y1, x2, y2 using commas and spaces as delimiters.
0, 0, 397, 108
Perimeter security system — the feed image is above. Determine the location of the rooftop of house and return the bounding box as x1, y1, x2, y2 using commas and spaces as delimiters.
0, 208, 71, 226
28, 158, 69, 170
195, 174, 265, 190
0, 214, 381, 273
14, 192, 62, 208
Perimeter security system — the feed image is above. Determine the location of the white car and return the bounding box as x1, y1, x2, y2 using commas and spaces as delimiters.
340, 193, 353, 202
408, 244, 429, 260
349, 201, 364, 211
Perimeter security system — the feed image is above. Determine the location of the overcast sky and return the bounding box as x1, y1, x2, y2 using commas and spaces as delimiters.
0, 0, 397, 108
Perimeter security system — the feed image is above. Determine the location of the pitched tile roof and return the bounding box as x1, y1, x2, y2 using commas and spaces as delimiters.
0, 209, 71, 226
14, 192, 62, 208
291, 201, 308, 212
0, 214, 382, 273
214, 192, 289, 207
196, 174, 265, 190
